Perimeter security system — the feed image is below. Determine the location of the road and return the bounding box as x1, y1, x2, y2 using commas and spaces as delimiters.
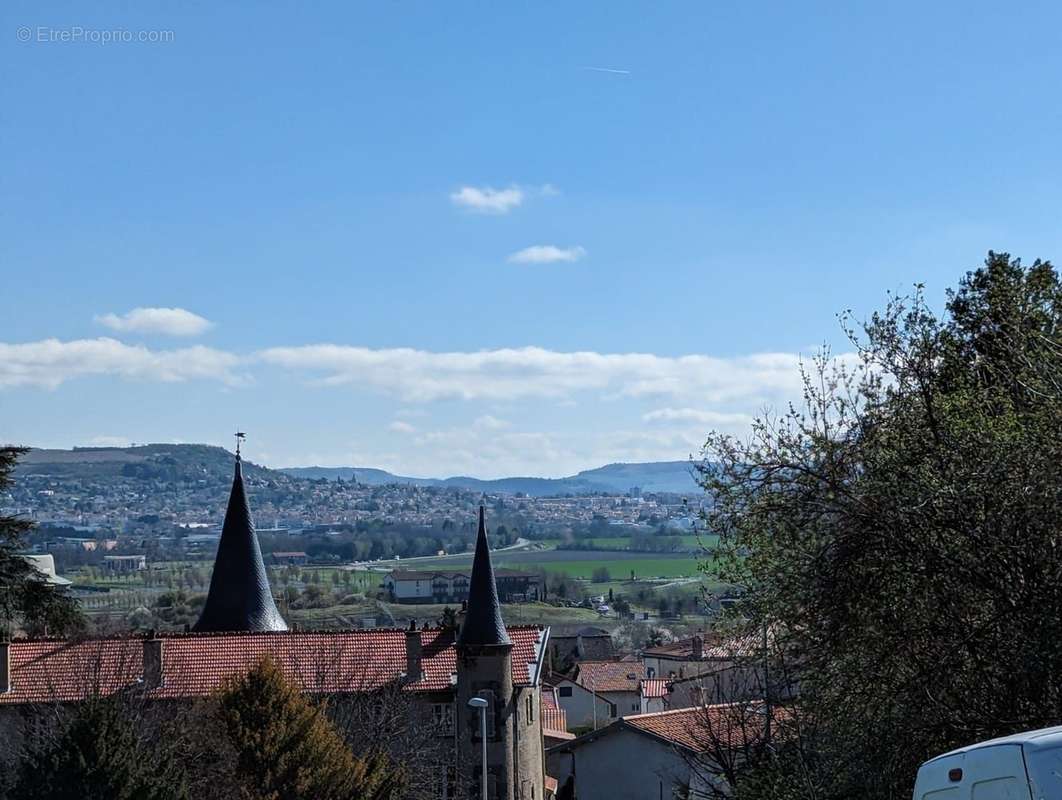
343, 537, 536, 572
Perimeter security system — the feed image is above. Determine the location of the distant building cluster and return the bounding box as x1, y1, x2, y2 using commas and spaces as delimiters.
384, 569, 542, 604
5, 460, 698, 540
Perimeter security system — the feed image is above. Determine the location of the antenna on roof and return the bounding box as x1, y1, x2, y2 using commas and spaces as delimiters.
235, 430, 246, 459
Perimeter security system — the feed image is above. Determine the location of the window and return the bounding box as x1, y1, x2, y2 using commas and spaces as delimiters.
526, 694, 534, 725
632, 703, 639, 711
559, 686, 572, 697
432, 702, 454, 735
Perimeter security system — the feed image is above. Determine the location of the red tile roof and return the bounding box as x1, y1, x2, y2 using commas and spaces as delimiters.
623, 702, 781, 751
0, 626, 547, 705
575, 660, 645, 693
642, 632, 764, 661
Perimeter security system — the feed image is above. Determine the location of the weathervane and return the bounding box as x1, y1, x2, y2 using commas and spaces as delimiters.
235, 430, 246, 458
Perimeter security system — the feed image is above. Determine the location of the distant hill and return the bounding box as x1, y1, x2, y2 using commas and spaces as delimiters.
14, 444, 284, 483
14, 445, 701, 496
280, 460, 700, 496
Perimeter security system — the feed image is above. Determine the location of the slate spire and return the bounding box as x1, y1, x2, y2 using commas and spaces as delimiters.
457, 505, 511, 647
194, 455, 287, 633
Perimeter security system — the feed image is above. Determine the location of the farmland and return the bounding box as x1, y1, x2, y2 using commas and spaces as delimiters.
65, 529, 723, 636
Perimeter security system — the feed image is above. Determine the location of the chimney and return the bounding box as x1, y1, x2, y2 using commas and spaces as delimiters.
405, 620, 422, 683
692, 636, 703, 660
143, 632, 164, 690
0, 639, 10, 694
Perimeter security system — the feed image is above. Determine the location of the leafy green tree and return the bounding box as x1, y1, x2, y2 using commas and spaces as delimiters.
9, 698, 188, 800
700, 253, 1062, 798
0, 446, 83, 637
216, 656, 400, 800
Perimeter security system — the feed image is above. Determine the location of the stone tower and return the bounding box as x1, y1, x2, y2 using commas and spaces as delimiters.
456, 506, 516, 799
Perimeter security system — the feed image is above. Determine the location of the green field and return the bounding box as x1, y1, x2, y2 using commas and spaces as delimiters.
523, 557, 700, 580
290, 600, 607, 629
365, 548, 709, 582
540, 534, 718, 551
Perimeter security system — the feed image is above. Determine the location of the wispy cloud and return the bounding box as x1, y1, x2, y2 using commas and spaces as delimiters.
95, 307, 213, 337
257, 343, 829, 405
388, 420, 417, 434
584, 66, 631, 75
642, 407, 754, 426
508, 245, 586, 264
473, 415, 511, 430
450, 185, 524, 214
0, 338, 243, 389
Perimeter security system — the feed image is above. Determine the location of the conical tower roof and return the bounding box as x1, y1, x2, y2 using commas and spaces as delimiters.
194, 456, 287, 633
457, 506, 511, 647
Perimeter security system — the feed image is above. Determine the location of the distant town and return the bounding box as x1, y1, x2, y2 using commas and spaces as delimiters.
5, 445, 702, 548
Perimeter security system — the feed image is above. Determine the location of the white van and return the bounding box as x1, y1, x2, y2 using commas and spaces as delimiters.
913, 726, 1062, 799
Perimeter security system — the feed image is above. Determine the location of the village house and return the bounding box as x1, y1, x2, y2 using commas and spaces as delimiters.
643, 633, 772, 707
547, 626, 615, 669
270, 550, 308, 566
545, 673, 616, 731
572, 660, 646, 718
384, 568, 541, 605
547, 704, 771, 799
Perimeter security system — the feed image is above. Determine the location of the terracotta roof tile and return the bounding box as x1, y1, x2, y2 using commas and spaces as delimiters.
642, 632, 764, 661
623, 702, 784, 751
575, 660, 645, 693
0, 626, 546, 705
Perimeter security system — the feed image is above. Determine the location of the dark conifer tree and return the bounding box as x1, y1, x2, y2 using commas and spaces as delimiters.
217, 656, 401, 800
9, 698, 188, 800
0, 446, 82, 637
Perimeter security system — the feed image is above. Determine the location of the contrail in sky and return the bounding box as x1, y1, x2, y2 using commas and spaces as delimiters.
583, 66, 631, 75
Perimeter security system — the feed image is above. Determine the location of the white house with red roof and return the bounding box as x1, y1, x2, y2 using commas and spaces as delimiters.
573, 660, 646, 717
547, 704, 773, 799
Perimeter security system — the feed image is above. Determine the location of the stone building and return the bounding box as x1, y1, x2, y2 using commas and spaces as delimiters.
547, 626, 615, 669
0, 453, 552, 799
384, 568, 541, 605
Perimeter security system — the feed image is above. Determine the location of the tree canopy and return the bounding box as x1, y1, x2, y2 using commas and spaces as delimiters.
700, 253, 1062, 797
0, 446, 82, 637
9, 698, 188, 800
216, 655, 401, 800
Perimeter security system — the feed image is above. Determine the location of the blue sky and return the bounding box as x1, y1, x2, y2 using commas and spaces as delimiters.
4, 1, 1062, 476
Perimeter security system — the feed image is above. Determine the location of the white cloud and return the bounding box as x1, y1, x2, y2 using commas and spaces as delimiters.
508, 245, 586, 264
388, 420, 416, 434
450, 185, 524, 214
642, 407, 754, 426
258, 344, 831, 405
407, 427, 578, 477
473, 415, 510, 430
95, 307, 213, 337
0, 338, 244, 389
